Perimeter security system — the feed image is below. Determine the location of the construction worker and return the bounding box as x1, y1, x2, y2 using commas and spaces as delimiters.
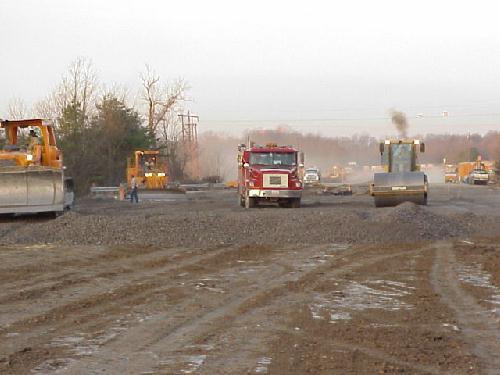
130, 175, 139, 203
28, 129, 42, 164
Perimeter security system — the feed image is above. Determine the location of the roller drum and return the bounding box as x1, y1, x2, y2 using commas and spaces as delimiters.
371, 171, 427, 207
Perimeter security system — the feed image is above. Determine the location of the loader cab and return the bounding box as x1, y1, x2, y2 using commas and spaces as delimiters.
380, 140, 425, 173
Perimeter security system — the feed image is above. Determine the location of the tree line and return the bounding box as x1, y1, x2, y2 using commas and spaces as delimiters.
198, 127, 500, 181
3, 58, 190, 194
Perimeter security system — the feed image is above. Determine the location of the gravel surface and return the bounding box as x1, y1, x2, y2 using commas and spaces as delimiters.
0, 198, 494, 247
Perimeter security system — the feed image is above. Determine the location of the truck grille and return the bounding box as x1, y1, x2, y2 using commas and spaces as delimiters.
263, 174, 288, 188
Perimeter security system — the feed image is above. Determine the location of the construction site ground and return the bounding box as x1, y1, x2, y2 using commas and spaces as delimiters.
1, 183, 499, 374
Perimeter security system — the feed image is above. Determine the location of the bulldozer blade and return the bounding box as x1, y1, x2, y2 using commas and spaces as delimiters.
0, 167, 65, 214
371, 171, 427, 207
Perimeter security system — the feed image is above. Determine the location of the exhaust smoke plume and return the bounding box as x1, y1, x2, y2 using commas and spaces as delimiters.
390, 109, 408, 138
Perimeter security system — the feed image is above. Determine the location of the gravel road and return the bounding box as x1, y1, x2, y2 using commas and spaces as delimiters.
0, 183, 499, 374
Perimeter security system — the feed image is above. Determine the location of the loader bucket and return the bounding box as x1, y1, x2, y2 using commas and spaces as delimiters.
371, 171, 427, 207
0, 167, 65, 214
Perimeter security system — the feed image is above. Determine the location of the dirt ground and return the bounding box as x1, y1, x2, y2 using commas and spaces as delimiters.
0, 183, 499, 374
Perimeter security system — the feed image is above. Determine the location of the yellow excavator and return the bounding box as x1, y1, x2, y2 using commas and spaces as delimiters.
370, 139, 427, 207
0, 119, 73, 215
126, 150, 168, 190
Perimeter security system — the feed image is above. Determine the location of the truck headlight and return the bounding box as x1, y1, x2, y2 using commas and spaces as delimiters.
145, 173, 153, 177
26, 154, 33, 161
295, 181, 302, 188
157, 173, 166, 177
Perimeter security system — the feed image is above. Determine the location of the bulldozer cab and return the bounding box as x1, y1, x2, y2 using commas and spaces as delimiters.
0, 119, 68, 215
0, 119, 61, 169
380, 140, 425, 173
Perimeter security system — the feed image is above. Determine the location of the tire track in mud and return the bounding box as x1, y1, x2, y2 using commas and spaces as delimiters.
0, 247, 214, 330
430, 241, 500, 375
197, 245, 448, 375
63, 245, 431, 374
0, 245, 280, 374
0, 247, 197, 305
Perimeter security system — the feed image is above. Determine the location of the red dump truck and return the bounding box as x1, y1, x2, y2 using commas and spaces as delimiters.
237, 143, 303, 208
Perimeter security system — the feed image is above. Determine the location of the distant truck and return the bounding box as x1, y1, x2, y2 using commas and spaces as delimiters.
303, 167, 321, 186
444, 164, 458, 183
467, 169, 489, 185
458, 157, 492, 185
237, 143, 303, 208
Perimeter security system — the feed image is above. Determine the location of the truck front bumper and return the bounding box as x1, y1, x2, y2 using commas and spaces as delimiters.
248, 189, 302, 198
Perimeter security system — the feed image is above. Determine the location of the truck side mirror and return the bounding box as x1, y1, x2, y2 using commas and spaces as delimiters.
420, 143, 425, 153
379, 143, 385, 154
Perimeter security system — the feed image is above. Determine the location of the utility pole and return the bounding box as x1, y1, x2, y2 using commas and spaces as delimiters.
178, 111, 200, 180
178, 111, 199, 144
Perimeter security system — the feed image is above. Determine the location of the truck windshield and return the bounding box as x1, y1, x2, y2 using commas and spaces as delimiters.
249, 152, 296, 166
390, 144, 412, 173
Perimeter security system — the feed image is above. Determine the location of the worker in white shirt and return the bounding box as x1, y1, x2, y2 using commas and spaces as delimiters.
130, 175, 139, 203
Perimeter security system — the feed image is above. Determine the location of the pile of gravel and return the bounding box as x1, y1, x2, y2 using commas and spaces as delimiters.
372, 202, 478, 240
0, 202, 488, 248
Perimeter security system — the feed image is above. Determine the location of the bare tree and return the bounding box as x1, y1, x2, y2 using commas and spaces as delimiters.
140, 65, 187, 140
6, 97, 31, 119
34, 57, 98, 126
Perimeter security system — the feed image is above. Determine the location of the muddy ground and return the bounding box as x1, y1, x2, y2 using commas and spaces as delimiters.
0, 183, 499, 374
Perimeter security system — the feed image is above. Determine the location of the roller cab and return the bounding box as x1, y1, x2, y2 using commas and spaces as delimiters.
370, 139, 428, 207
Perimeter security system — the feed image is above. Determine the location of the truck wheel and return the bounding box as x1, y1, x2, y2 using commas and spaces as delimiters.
291, 198, 301, 208
278, 199, 290, 208
245, 193, 256, 209
238, 194, 245, 207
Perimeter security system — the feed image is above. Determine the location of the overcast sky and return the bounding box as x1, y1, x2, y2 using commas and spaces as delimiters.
1, 0, 500, 137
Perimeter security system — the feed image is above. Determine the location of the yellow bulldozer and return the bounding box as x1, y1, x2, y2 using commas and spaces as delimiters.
370, 139, 427, 207
0, 119, 73, 215
126, 150, 168, 190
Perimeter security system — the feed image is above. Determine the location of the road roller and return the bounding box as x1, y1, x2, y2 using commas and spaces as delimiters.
370, 139, 427, 207
0, 119, 73, 216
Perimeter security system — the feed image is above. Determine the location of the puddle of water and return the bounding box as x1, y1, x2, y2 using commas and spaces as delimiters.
309, 279, 414, 323
180, 355, 206, 374
31, 358, 76, 374
442, 323, 460, 331
255, 357, 272, 374
457, 263, 500, 313
457, 264, 495, 289
329, 312, 351, 322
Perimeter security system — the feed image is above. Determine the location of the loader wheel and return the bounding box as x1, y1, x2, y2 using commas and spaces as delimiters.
244, 193, 256, 209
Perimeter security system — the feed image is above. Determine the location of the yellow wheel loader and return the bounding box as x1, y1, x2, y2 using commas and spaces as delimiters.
126, 150, 168, 190
0, 119, 73, 215
370, 139, 427, 207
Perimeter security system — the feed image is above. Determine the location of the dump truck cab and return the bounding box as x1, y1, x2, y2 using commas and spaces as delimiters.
0, 119, 73, 215
370, 139, 428, 207
303, 167, 321, 186
127, 150, 168, 190
444, 164, 458, 183
237, 143, 303, 208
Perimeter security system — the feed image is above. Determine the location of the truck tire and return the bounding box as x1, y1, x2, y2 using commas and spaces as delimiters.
291, 198, 301, 208
245, 193, 256, 209
238, 194, 245, 207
